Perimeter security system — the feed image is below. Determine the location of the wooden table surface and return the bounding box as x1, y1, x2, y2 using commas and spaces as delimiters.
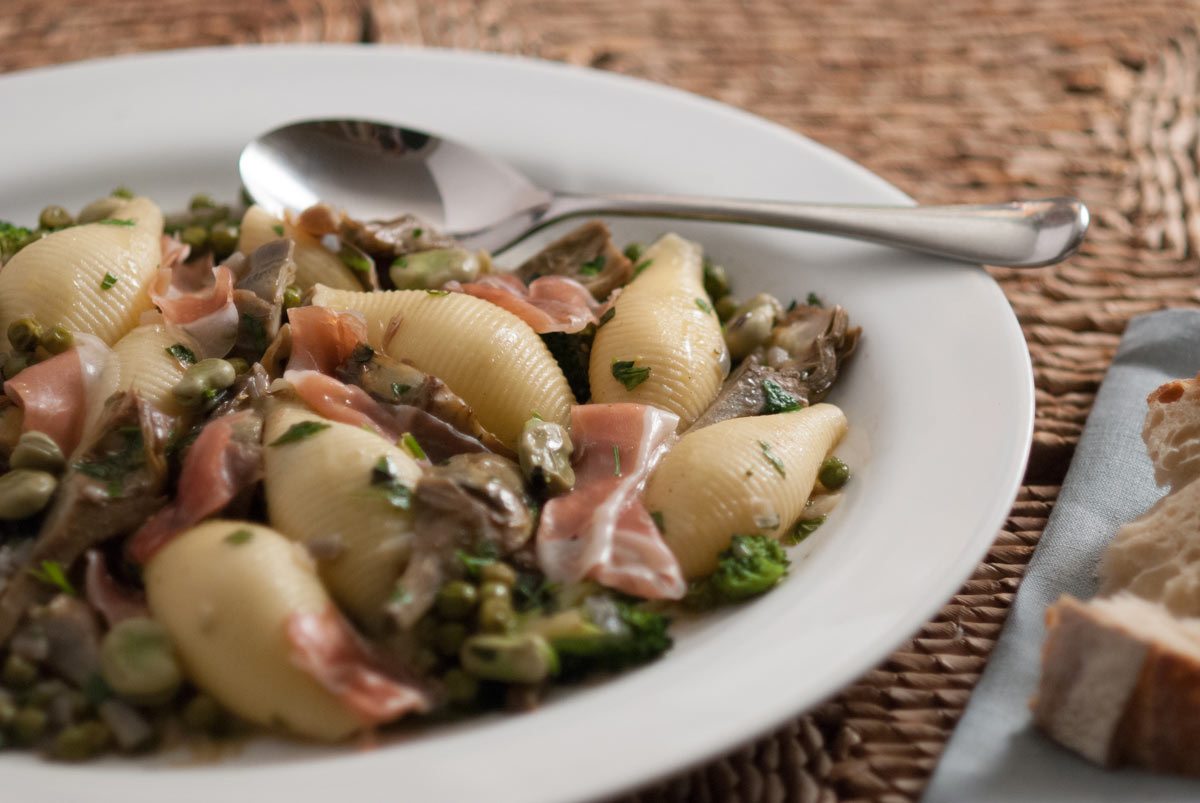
3, 1, 1199, 800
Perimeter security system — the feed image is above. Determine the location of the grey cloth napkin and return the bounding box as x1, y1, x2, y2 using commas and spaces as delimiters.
923, 309, 1200, 803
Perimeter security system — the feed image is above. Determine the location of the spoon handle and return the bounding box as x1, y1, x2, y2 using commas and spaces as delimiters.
512, 193, 1088, 268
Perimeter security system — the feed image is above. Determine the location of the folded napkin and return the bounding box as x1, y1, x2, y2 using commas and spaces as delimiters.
923, 309, 1200, 802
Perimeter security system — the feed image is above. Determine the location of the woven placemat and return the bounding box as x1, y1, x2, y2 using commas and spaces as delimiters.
4, 1, 1200, 799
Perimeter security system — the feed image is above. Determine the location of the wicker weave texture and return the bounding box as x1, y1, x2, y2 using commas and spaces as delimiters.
3, 1, 1200, 800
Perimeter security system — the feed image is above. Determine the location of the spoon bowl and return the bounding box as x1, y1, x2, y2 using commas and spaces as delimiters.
241, 118, 1088, 266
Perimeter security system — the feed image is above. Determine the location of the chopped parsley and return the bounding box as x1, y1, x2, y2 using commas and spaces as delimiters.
786, 299, 798, 313
612, 445, 622, 476
241, 313, 268, 353
758, 440, 786, 477
580, 255, 606, 276
75, 425, 145, 497
28, 560, 76, 596
111, 186, 134, 199
269, 420, 330, 446
391, 381, 411, 399
224, 529, 254, 545
806, 292, 823, 308
695, 297, 713, 315
272, 224, 285, 236
457, 542, 501, 579
424, 289, 450, 296
598, 307, 616, 327
784, 516, 826, 545
761, 379, 803, 414
611, 359, 651, 390
99, 272, 118, 291
165, 343, 197, 366
412, 228, 423, 238
97, 218, 135, 227
390, 584, 413, 606
633, 258, 653, 276
392, 256, 409, 270
400, 432, 426, 460
339, 244, 372, 275
352, 343, 375, 363
371, 456, 414, 510
650, 511, 665, 532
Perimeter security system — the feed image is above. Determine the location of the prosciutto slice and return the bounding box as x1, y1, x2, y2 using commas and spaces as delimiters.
286, 306, 367, 374
149, 257, 238, 357
3, 334, 113, 457
537, 403, 686, 599
454, 274, 605, 334
286, 605, 429, 725
128, 410, 264, 564
286, 370, 485, 463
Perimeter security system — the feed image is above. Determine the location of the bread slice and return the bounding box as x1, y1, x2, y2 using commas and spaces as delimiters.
1034, 594, 1200, 775
1099, 476, 1200, 616
1143, 373, 1200, 489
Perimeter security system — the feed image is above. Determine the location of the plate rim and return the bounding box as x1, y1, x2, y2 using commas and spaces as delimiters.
0, 43, 1035, 803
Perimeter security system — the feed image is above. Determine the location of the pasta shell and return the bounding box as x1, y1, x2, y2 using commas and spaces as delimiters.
107, 323, 201, 418
642, 404, 847, 577
264, 402, 422, 633
0, 197, 163, 346
239, 205, 360, 291
588, 233, 728, 430
310, 286, 574, 448
144, 519, 363, 741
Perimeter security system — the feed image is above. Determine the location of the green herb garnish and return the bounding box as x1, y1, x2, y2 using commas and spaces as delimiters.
269, 421, 330, 446
272, 224, 285, 236
633, 258, 653, 276
28, 560, 76, 596
611, 359, 650, 390
784, 516, 826, 545
650, 511, 665, 532
761, 379, 803, 414
598, 307, 615, 327
371, 455, 414, 510
695, 297, 713, 315
400, 432, 426, 460
241, 313, 267, 353
390, 584, 413, 606
580, 255, 606, 276
457, 542, 501, 579
806, 292, 823, 308
339, 245, 372, 275
99, 272, 118, 291
111, 186, 134, 199
392, 256, 409, 269
758, 440, 786, 477
97, 218, 135, 227
391, 382, 411, 399
165, 343, 197, 366
412, 228, 423, 238
424, 289, 450, 296
75, 426, 145, 497
224, 529, 254, 545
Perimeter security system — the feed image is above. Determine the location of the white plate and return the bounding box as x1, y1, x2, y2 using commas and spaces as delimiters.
0, 45, 1033, 803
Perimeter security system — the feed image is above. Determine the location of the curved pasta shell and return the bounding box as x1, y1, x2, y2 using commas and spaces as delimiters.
107, 323, 201, 418
144, 519, 363, 741
0, 197, 163, 345
643, 404, 847, 578
588, 233, 727, 430
310, 286, 574, 448
238, 205, 360, 291
264, 403, 421, 633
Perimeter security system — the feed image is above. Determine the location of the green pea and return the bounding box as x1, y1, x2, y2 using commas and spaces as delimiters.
8, 318, 42, 353
38, 205, 74, 230
209, 221, 239, 259
818, 456, 851, 490
435, 581, 478, 620
11, 431, 66, 474
39, 325, 74, 355
2, 353, 28, 380
181, 225, 209, 251
0, 469, 59, 520
479, 581, 511, 602
99, 617, 182, 705
188, 193, 217, 211
478, 597, 514, 634
442, 668, 479, 705
282, 285, 302, 310
11, 706, 46, 745
434, 622, 469, 658
480, 562, 518, 588
2, 654, 38, 688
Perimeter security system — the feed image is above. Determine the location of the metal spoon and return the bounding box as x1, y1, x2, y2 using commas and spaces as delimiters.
240, 118, 1088, 267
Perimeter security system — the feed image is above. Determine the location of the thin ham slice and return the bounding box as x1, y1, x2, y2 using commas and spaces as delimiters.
3, 334, 112, 457
537, 403, 686, 599
454, 274, 605, 334
149, 260, 238, 357
286, 605, 428, 725
285, 369, 485, 462
286, 306, 367, 374
84, 550, 148, 626
128, 410, 263, 564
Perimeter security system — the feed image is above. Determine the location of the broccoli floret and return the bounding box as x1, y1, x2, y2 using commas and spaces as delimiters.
0, 221, 33, 263
541, 330, 592, 402
547, 595, 671, 679
686, 534, 789, 608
